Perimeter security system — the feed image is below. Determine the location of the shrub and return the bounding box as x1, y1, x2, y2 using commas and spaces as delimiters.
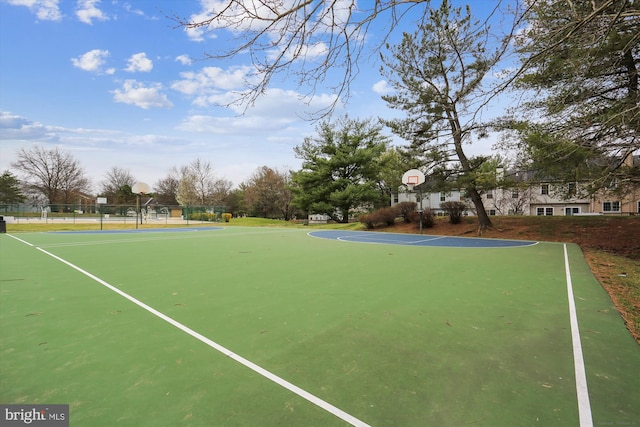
441, 201, 468, 224
222, 213, 232, 222
358, 213, 376, 229
378, 206, 398, 226
408, 209, 435, 229
395, 201, 417, 223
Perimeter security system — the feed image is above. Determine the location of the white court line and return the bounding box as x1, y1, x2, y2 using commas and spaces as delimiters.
563, 244, 593, 427
7, 233, 35, 246
411, 236, 447, 244
9, 235, 371, 427
336, 234, 445, 245
27, 228, 303, 249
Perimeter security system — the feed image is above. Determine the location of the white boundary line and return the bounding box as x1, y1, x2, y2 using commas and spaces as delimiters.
310, 230, 538, 248
7, 234, 371, 427
338, 235, 447, 245
563, 244, 593, 427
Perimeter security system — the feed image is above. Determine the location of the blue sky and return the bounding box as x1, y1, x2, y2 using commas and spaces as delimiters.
0, 0, 501, 192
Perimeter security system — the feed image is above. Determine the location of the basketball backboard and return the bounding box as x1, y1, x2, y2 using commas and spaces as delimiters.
132, 182, 151, 195
402, 169, 426, 189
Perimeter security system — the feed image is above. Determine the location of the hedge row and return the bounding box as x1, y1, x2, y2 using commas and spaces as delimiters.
358, 202, 434, 229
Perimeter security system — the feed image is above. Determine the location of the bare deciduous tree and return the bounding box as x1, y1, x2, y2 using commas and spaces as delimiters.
154, 172, 180, 205
189, 158, 216, 205
100, 167, 135, 194
11, 146, 91, 207
174, 159, 226, 207
209, 177, 233, 207
175, 165, 199, 207
99, 167, 136, 204
244, 166, 293, 219
173, 1, 432, 116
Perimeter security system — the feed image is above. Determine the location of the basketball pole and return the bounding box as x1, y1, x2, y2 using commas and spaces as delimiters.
136, 193, 140, 229
402, 169, 426, 235
418, 186, 423, 235
132, 182, 150, 230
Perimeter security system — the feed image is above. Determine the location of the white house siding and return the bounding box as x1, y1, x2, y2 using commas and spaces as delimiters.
393, 189, 475, 216
394, 183, 593, 217
528, 203, 592, 216
483, 185, 591, 216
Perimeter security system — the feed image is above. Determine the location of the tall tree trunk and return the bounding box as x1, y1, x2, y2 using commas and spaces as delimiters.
341, 208, 349, 223
467, 187, 493, 233
622, 48, 638, 100
450, 117, 493, 233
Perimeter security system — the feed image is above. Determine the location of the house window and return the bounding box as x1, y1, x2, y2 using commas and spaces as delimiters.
393, 194, 399, 204
440, 192, 446, 202
486, 190, 493, 199
489, 209, 496, 215
541, 184, 549, 195
638, 201, 640, 213
565, 207, 580, 216
568, 182, 576, 197
603, 201, 620, 212
538, 207, 553, 216
512, 189, 519, 199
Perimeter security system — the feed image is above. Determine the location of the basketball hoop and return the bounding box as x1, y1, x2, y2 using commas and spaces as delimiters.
401, 169, 427, 235
406, 175, 420, 185
132, 182, 150, 195
131, 182, 151, 229
402, 169, 426, 189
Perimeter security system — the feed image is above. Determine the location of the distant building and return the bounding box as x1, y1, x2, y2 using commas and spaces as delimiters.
392, 156, 640, 216
308, 214, 330, 223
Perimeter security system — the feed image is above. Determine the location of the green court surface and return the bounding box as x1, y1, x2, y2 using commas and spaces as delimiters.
0, 227, 638, 426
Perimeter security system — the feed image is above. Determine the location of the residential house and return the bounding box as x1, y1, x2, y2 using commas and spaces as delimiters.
392, 186, 475, 216
391, 155, 639, 216
590, 154, 640, 215
485, 168, 591, 216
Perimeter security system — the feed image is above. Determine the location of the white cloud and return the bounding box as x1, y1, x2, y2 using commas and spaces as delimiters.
319, 0, 355, 27
0, 111, 57, 140
234, 88, 337, 117
125, 52, 153, 72
0, 110, 298, 190
175, 55, 192, 66
0, 111, 120, 143
185, 0, 235, 42
71, 49, 114, 74
76, 0, 108, 24
123, 3, 144, 16
177, 88, 338, 134
184, 26, 206, 43
112, 80, 174, 109
172, 65, 255, 96
372, 80, 391, 95
267, 41, 328, 62
5, 0, 62, 21
177, 113, 299, 135
185, 0, 285, 42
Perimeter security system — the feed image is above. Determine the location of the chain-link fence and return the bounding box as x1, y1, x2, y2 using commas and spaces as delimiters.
0, 204, 228, 225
